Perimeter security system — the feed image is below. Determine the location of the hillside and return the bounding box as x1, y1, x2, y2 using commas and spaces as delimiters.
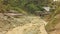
0, 14, 48, 34
0, 0, 60, 34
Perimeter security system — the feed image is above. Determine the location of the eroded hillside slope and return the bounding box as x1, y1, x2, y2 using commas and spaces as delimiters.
0, 13, 48, 34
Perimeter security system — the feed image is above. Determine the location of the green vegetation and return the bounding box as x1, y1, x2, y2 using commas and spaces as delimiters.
0, 0, 53, 14
45, 1, 60, 33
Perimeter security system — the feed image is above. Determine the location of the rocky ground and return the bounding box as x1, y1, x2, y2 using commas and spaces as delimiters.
0, 13, 60, 34
0, 13, 48, 34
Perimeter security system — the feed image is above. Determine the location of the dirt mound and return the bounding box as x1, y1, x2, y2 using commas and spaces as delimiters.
0, 14, 48, 34
6, 16, 48, 34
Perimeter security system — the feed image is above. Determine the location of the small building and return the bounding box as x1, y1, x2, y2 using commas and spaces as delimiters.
43, 7, 50, 11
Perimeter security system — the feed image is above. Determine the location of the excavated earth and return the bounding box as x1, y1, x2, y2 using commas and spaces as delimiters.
0, 13, 60, 34
0, 13, 48, 34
